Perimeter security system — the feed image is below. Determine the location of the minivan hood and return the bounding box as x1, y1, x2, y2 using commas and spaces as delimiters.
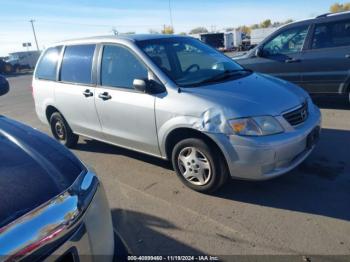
0, 117, 85, 228
187, 73, 308, 117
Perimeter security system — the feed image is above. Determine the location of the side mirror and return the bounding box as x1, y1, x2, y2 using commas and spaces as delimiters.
255, 46, 264, 57
133, 79, 149, 93
0, 76, 9, 96
133, 78, 166, 94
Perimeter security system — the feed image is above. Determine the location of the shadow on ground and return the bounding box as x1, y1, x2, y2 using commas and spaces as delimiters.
111, 208, 202, 255
213, 128, 350, 221
76, 138, 172, 170
77, 128, 350, 221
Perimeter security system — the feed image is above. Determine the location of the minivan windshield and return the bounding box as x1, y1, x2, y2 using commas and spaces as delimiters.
136, 37, 249, 87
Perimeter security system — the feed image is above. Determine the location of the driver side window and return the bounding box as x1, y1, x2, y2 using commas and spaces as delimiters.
263, 25, 309, 55
101, 45, 148, 89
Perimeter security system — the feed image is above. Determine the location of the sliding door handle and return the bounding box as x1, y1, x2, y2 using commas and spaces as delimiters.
83, 89, 93, 97
98, 92, 112, 100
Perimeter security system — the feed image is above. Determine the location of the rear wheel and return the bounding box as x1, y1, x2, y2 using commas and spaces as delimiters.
49, 112, 78, 148
13, 65, 20, 73
171, 138, 228, 193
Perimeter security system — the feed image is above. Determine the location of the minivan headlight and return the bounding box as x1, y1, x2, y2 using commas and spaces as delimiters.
229, 116, 284, 136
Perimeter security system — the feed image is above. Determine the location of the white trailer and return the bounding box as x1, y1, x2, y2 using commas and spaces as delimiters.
225, 29, 242, 49
250, 28, 278, 45
193, 30, 243, 51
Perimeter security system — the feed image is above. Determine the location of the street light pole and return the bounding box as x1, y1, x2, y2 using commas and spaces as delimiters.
168, 0, 174, 29
29, 19, 40, 51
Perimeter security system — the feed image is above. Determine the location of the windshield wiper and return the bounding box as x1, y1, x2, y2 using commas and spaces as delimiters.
188, 69, 252, 87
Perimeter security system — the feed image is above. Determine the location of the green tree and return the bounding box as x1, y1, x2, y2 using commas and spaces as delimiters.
250, 24, 259, 30
330, 2, 350, 12
161, 25, 174, 34
189, 27, 209, 34
260, 19, 272, 28
236, 25, 251, 34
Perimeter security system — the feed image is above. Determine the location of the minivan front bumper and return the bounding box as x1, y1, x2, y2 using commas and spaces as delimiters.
208, 103, 322, 180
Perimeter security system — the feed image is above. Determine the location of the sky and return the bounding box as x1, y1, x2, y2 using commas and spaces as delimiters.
0, 0, 342, 56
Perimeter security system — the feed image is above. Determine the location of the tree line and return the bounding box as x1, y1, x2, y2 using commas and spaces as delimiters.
147, 2, 350, 35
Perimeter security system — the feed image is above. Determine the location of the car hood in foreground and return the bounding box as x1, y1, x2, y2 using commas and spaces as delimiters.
0, 117, 85, 228
187, 73, 308, 117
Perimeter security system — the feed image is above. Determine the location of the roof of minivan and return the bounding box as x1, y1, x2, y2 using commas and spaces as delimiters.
283, 10, 350, 28
252, 10, 350, 39
54, 34, 185, 46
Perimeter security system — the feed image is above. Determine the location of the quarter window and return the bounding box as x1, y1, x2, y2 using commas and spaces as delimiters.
263, 26, 309, 55
312, 19, 350, 49
35, 46, 62, 81
101, 45, 148, 89
60, 44, 95, 84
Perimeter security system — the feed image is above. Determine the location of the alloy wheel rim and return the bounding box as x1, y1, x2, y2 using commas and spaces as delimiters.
177, 147, 212, 186
54, 121, 65, 140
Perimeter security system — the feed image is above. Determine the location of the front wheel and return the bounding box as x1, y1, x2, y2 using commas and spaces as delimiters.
49, 112, 79, 148
171, 138, 228, 193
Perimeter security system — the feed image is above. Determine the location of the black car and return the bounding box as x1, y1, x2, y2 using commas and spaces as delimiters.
0, 76, 115, 261
235, 11, 350, 103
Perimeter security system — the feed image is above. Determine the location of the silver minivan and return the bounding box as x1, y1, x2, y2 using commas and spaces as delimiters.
33, 35, 321, 192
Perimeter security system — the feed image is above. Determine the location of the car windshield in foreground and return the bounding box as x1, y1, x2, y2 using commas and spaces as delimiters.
136, 37, 250, 87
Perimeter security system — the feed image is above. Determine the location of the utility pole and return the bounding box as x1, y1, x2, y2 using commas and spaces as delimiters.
29, 19, 40, 51
168, 0, 174, 30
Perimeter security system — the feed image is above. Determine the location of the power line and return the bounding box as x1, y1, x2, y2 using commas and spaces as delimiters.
29, 19, 40, 51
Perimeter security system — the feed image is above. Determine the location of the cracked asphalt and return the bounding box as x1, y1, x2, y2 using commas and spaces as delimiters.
1, 74, 349, 258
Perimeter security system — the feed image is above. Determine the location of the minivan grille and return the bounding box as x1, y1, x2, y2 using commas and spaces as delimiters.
283, 102, 308, 126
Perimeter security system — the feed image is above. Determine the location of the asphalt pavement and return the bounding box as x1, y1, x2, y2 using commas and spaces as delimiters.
1, 74, 349, 258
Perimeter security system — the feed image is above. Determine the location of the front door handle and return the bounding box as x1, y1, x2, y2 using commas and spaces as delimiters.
83, 89, 93, 97
285, 58, 301, 63
345, 54, 350, 59
98, 92, 112, 100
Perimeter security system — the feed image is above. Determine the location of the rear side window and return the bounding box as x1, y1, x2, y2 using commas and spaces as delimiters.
101, 45, 148, 89
60, 44, 95, 84
35, 46, 62, 81
312, 19, 350, 49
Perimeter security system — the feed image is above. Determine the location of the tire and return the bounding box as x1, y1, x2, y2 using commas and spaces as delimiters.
14, 65, 20, 73
171, 138, 228, 193
49, 112, 79, 148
